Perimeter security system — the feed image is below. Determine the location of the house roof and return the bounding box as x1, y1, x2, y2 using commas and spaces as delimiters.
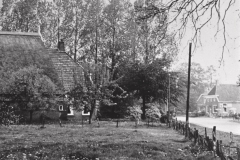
207, 84, 240, 102
48, 49, 85, 92
0, 31, 84, 92
0, 32, 44, 51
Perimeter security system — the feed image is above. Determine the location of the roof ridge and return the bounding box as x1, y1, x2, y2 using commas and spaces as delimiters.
0, 31, 39, 36
48, 49, 84, 70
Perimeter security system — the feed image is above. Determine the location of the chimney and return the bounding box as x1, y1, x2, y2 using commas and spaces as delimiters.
58, 39, 65, 52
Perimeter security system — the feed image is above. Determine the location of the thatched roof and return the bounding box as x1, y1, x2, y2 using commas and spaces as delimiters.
0, 32, 44, 51
0, 31, 84, 92
208, 84, 240, 102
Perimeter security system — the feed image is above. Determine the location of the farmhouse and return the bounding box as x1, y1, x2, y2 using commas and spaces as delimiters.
197, 84, 240, 116
0, 31, 85, 120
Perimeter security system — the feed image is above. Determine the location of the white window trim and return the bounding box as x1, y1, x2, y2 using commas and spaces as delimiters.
82, 110, 90, 115
59, 105, 63, 111
67, 106, 74, 115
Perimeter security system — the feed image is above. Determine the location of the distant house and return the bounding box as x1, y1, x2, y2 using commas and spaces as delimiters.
196, 93, 207, 111
197, 84, 240, 115
0, 31, 85, 120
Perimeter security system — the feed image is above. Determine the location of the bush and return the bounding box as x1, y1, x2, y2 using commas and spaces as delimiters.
160, 114, 167, 123
0, 103, 20, 125
145, 103, 161, 120
127, 105, 142, 120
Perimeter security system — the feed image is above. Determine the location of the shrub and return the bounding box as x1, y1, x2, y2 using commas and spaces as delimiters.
0, 103, 21, 125
127, 105, 142, 120
145, 104, 161, 120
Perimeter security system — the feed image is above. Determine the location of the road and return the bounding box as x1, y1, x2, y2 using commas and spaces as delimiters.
176, 116, 240, 135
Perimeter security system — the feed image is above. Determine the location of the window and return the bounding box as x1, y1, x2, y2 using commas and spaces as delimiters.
213, 106, 217, 112
82, 106, 90, 115
223, 107, 227, 112
223, 104, 227, 112
59, 105, 63, 111
67, 106, 74, 116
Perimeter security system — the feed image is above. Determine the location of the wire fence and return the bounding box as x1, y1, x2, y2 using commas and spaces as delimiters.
168, 118, 240, 160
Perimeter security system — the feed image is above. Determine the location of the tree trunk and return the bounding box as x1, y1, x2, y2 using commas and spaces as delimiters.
141, 95, 146, 120
29, 110, 33, 124
89, 102, 95, 124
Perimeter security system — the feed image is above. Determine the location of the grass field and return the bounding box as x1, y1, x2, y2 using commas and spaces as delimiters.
0, 121, 239, 160
0, 121, 196, 160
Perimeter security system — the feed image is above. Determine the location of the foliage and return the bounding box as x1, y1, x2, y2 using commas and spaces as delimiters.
2, 66, 57, 124
68, 64, 128, 122
0, 103, 21, 126
145, 103, 161, 120
119, 58, 185, 119
127, 104, 142, 120
175, 62, 217, 111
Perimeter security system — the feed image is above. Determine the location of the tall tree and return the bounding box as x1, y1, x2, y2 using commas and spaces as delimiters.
120, 59, 184, 119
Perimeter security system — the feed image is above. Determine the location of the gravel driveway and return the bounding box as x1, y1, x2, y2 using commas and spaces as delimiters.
176, 116, 240, 135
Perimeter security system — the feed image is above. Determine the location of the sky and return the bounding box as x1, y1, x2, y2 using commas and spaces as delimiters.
170, 1, 240, 85
0, 0, 239, 84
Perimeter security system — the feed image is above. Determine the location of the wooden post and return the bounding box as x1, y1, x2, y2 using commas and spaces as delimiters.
59, 112, 62, 127
185, 43, 192, 137
219, 140, 224, 159
116, 119, 119, 128
182, 124, 185, 135
212, 126, 216, 156
82, 117, 83, 127
212, 126, 216, 141
237, 144, 240, 160
206, 136, 211, 151
194, 128, 198, 144
205, 127, 207, 138
216, 140, 220, 157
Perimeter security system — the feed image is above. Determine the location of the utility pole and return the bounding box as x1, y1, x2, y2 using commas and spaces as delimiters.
186, 43, 192, 137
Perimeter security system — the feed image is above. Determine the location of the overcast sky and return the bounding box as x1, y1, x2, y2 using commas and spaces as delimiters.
0, 0, 239, 84
174, 1, 240, 84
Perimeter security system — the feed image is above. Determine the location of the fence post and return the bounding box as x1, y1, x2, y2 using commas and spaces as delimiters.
116, 119, 119, 128
216, 140, 220, 157
237, 144, 240, 160
175, 118, 177, 130
212, 126, 216, 156
219, 140, 224, 159
194, 129, 198, 144
205, 127, 207, 138
206, 136, 211, 151
81, 118, 83, 128
182, 123, 185, 135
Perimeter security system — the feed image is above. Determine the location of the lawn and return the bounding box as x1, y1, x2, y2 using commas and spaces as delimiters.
0, 121, 195, 160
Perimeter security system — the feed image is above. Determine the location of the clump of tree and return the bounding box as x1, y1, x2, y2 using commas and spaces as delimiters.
1, 66, 57, 124
119, 59, 184, 119
0, 49, 60, 125
175, 63, 217, 112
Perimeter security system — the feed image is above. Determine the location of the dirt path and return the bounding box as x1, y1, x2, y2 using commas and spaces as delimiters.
177, 116, 240, 135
